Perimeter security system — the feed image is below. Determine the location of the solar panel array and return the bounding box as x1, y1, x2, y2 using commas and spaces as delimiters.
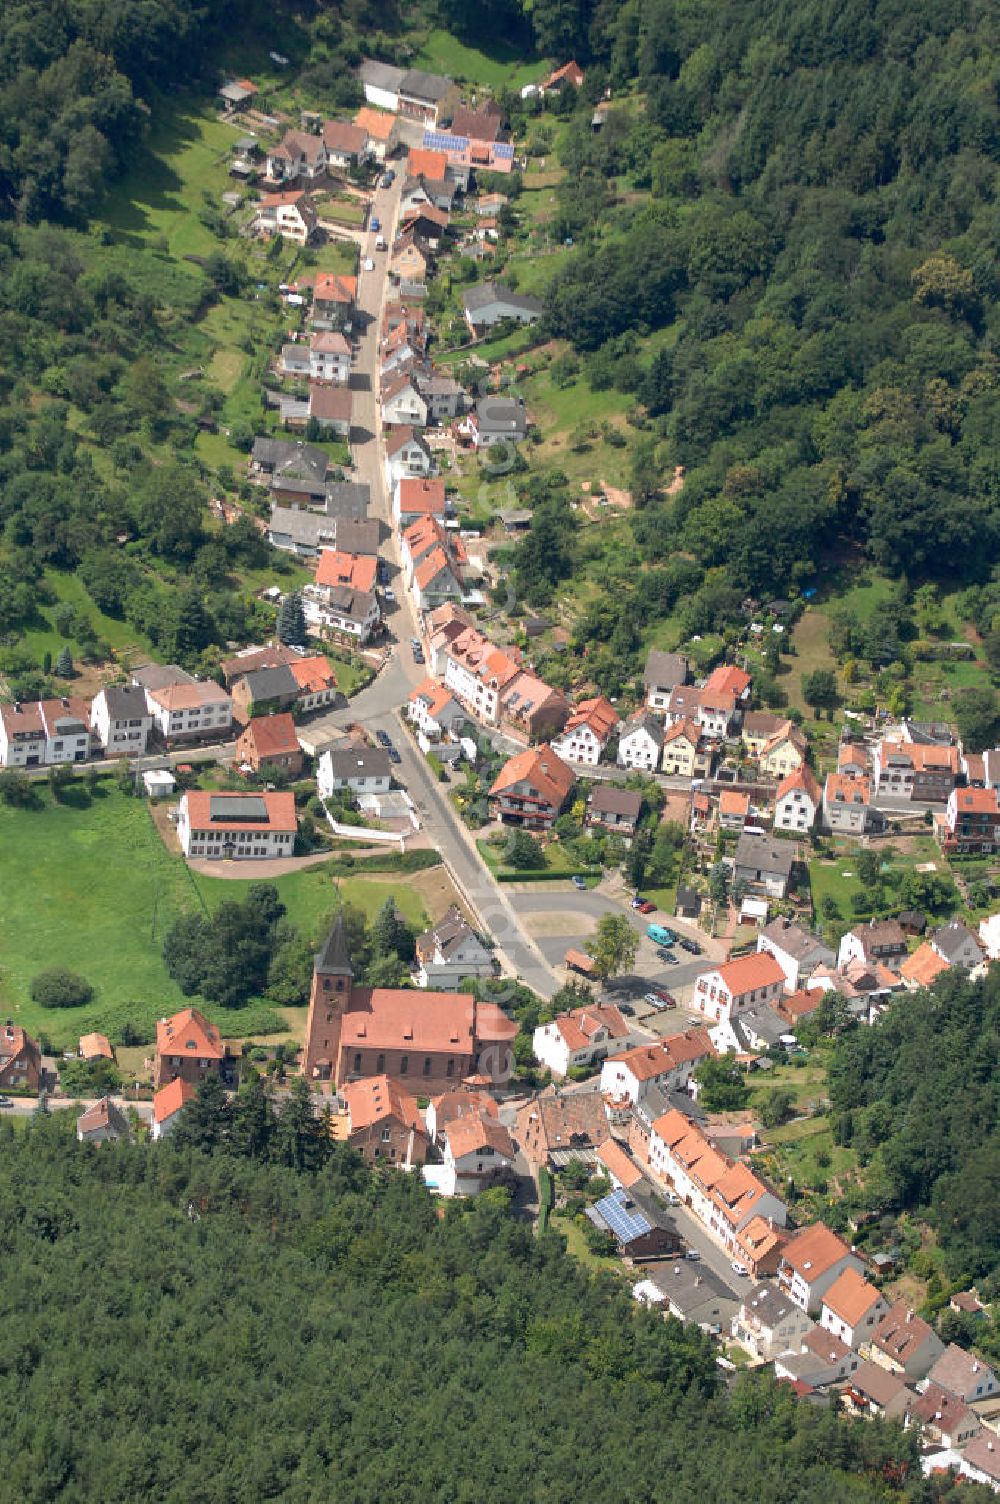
423, 130, 468, 152
494, 143, 515, 160
594, 1189, 652, 1245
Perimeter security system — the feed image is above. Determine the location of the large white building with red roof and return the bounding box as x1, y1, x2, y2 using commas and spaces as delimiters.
599, 1028, 715, 1105
177, 791, 297, 860
692, 952, 786, 1023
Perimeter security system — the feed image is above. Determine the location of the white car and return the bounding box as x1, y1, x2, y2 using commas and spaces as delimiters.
383, 587, 395, 602
364, 257, 374, 272
730, 1261, 750, 1277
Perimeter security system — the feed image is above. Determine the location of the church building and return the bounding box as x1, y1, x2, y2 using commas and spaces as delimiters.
302, 914, 517, 1088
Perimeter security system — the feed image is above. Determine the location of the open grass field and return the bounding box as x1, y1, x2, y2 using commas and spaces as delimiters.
0, 784, 431, 1054
98, 98, 241, 257
413, 28, 541, 90
0, 786, 200, 1048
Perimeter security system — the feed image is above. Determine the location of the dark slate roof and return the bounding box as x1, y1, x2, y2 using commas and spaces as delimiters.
476, 396, 527, 436
399, 68, 453, 102
462, 280, 543, 316
102, 684, 150, 719
360, 59, 405, 92
236, 664, 300, 701
209, 794, 269, 822
131, 663, 197, 690
590, 786, 643, 819
324, 481, 371, 520
323, 746, 392, 780
333, 518, 382, 555
734, 832, 796, 878
932, 921, 982, 964
253, 438, 330, 483
644, 650, 689, 690
315, 912, 354, 975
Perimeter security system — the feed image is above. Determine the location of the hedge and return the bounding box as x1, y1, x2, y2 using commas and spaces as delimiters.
494, 867, 602, 883
323, 849, 441, 876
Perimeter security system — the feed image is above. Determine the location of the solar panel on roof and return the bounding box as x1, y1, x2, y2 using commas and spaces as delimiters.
494, 143, 515, 159
594, 1189, 652, 1245
422, 130, 469, 152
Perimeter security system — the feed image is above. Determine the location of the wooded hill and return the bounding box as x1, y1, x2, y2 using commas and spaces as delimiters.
1, 1109, 977, 1503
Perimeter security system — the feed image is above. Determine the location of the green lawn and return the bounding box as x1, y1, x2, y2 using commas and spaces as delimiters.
413, 28, 541, 90
0, 786, 200, 1048
476, 838, 599, 878
98, 96, 243, 256
0, 785, 430, 1055
190, 866, 428, 936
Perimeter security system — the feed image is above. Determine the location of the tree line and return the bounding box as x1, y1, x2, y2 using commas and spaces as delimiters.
0, 1105, 973, 1503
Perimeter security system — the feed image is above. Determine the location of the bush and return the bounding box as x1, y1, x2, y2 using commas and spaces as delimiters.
31, 968, 94, 1009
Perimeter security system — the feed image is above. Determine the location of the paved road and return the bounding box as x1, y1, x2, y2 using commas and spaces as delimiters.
314, 179, 560, 999
0, 1096, 153, 1123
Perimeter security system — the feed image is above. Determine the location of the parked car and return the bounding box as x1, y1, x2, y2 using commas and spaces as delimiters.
617, 1003, 634, 1017
381, 171, 395, 187
656, 946, 673, 963
665, 1192, 680, 1207
371, 216, 381, 231
661, 951, 679, 966
388, 748, 401, 765
643, 992, 665, 1010
0, 1095, 12, 1108
383, 587, 395, 602
630, 895, 646, 909
677, 936, 699, 954
731, 1261, 750, 1277
571, 874, 587, 890
637, 900, 657, 914
363, 257, 375, 271
684, 1249, 701, 1262
647, 923, 674, 945
652, 988, 676, 1007
375, 730, 392, 747
412, 644, 424, 663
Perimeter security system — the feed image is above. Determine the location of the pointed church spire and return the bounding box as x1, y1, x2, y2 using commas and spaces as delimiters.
314, 911, 353, 976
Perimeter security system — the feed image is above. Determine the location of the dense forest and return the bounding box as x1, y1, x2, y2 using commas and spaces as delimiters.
2, 1110, 985, 1504
491, 0, 1000, 668
828, 970, 1000, 1289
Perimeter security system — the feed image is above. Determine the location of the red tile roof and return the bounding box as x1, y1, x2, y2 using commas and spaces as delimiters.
181, 791, 297, 833
156, 1008, 224, 1062
596, 1138, 644, 1188
342, 1074, 423, 1133
153, 1076, 195, 1124
777, 765, 820, 804
397, 476, 445, 512
314, 549, 378, 592
489, 743, 575, 809
288, 655, 338, 694
781, 1221, 853, 1280
445, 1111, 514, 1161
313, 272, 357, 304
711, 951, 786, 997
822, 1266, 884, 1326
78, 1033, 113, 1061
239, 713, 300, 760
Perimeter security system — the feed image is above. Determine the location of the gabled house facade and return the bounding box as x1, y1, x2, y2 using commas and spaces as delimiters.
488, 743, 574, 830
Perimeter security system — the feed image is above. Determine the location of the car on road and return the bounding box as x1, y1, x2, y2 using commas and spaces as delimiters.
381, 171, 395, 187
664, 1192, 681, 1206
363, 257, 374, 271
630, 895, 646, 908
571, 874, 588, 890
371, 216, 381, 231
0, 1095, 12, 1108
388, 747, 401, 765
684, 1248, 701, 1261
375, 730, 392, 747
410, 638, 421, 649
730, 1261, 750, 1277
412, 644, 424, 663
383, 587, 395, 602
636, 899, 657, 914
